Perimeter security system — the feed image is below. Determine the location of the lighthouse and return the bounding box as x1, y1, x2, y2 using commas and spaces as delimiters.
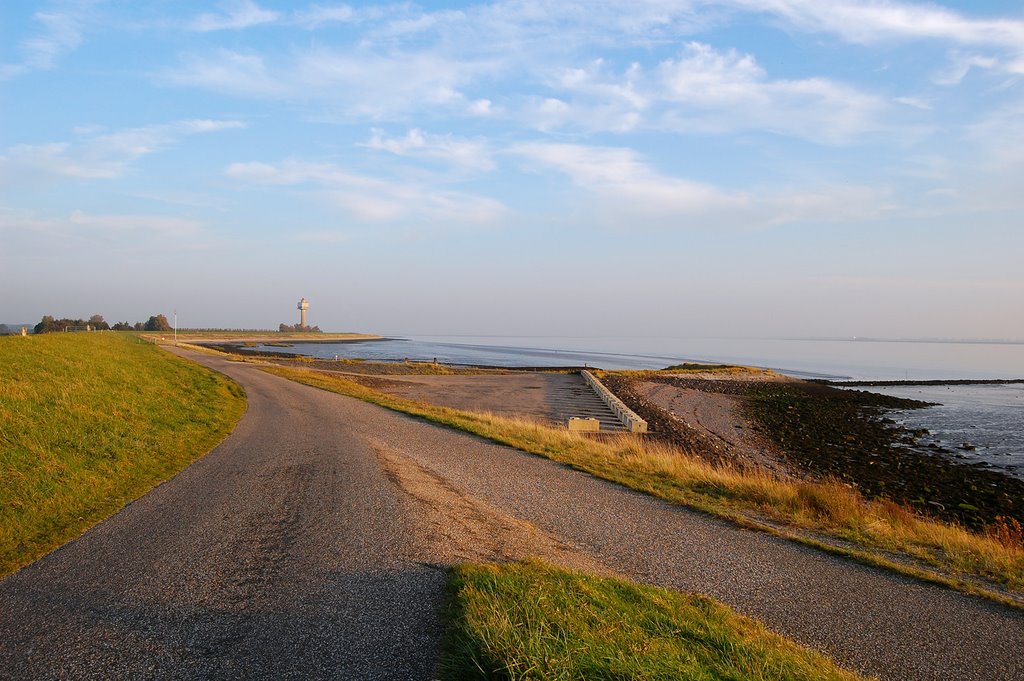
298, 297, 309, 327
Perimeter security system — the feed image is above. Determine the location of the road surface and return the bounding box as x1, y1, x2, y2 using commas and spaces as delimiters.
1, 350, 1021, 680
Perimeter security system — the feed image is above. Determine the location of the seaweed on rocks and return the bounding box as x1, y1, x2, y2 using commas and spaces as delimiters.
605, 374, 1024, 531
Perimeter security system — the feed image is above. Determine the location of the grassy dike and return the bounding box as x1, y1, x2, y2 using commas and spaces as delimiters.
442, 560, 867, 681
0, 332, 245, 576
261, 365, 1023, 604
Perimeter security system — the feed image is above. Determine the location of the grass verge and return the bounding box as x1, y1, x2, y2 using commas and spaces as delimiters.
442, 560, 867, 680
0, 333, 245, 576
262, 365, 1024, 604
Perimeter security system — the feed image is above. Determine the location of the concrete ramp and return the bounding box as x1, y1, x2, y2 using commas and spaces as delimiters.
544, 374, 626, 432
342, 373, 626, 431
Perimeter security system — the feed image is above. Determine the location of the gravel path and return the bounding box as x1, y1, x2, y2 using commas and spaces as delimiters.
1, 350, 1021, 680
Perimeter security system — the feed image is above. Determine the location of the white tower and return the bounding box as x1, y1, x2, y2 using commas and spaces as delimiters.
298, 297, 309, 327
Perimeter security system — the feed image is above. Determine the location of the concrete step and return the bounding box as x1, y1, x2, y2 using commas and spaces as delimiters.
544, 374, 627, 432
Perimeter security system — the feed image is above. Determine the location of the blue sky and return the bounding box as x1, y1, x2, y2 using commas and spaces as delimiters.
2, 0, 1022, 339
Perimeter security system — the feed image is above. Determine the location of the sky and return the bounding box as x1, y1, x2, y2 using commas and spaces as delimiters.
1, 0, 1022, 339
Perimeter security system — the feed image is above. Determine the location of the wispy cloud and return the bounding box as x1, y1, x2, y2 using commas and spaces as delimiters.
931, 52, 1000, 85
730, 0, 1024, 48
363, 129, 495, 171
225, 159, 506, 226
0, 207, 204, 256
292, 4, 358, 29
536, 43, 887, 142
512, 141, 890, 229
0, 120, 246, 183
728, 0, 1024, 80
162, 50, 285, 97
163, 40, 883, 142
162, 48, 489, 118
188, 0, 279, 32
1, 1, 101, 80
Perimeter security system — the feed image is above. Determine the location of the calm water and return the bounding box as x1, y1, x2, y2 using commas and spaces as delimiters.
254, 335, 1024, 479
858, 384, 1024, 480
259, 335, 1024, 380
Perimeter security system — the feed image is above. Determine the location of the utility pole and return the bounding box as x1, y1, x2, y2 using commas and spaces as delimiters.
173, 309, 177, 344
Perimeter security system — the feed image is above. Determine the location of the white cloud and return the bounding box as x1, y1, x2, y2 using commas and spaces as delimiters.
292, 4, 357, 29
225, 159, 506, 226
512, 142, 889, 229
468, 98, 494, 115
727, 0, 1024, 78
188, 0, 279, 32
894, 96, 932, 110
163, 48, 488, 118
0, 120, 245, 183
931, 52, 999, 85
1, 1, 100, 79
294, 49, 482, 116
162, 50, 284, 97
363, 129, 495, 171
657, 43, 884, 142
21, 9, 84, 68
728, 0, 1024, 48
536, 43, 885, 142
160, 2, 1023, 139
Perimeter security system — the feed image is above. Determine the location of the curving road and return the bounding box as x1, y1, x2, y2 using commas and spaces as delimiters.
0, 350, 1021, 680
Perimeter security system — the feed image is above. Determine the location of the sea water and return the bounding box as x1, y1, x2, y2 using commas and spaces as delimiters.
854, 383, 1024, 481
258, 335, 1024, 380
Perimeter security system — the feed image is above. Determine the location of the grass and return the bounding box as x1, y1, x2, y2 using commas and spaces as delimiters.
152, 330, 379, 341
441, 560, 868, 680
263, 365, 1024, 603
0, 332, 246, 576
658, 363, 771, 375
610, 364, 774, 378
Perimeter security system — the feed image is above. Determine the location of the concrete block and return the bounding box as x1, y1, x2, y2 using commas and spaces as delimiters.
567, 417, 601, 432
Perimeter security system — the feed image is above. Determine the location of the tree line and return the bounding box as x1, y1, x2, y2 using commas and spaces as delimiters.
32, 314, 173, 334
278, 323, 321, 333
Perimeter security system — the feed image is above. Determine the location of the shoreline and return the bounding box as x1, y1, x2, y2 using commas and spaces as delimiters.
827, 378, 1024, 387
175, 333, 385, 344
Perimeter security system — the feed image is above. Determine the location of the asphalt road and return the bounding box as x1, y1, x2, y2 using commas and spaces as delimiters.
1, 350, 1021, 680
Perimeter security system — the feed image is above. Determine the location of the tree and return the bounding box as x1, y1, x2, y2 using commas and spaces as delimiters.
88, 314, 110, 331
143, 314, 172, 331
111, 321, 133, 331
133, 322, 145, 331
278, 322, 322, 333
34, 315, 58, 334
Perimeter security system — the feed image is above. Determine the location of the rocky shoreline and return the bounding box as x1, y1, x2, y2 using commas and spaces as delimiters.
826, 378, 1024, 387
605, 374, 1023, 531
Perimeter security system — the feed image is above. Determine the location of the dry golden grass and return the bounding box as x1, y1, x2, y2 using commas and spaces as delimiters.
607, 363, 776, 379
264, 365, 1024, 604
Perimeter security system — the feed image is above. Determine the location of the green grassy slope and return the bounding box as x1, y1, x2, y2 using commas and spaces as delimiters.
0, 332, 245, 576
442, 560, 868, 680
